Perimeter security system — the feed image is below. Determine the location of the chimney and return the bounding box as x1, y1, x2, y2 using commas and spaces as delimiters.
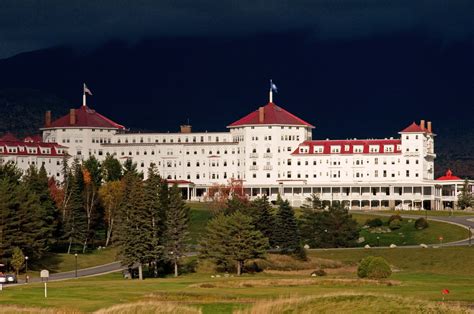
45, 110, 51, 128
427, 121, 432, 133
180, 125, 192, 133
69, 109, 76, 125
259, 107, 265, 123
420, 120, 425, 130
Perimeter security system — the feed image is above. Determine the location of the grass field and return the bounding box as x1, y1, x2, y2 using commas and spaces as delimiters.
351, 213, 468, 246
376, 210, 474, 217
2, 247, 474, 313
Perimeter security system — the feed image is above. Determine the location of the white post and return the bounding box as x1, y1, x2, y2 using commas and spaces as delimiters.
44, 282, 47, 298
269, 89, 273, 103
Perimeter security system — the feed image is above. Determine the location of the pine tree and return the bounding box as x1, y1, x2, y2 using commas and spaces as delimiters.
63, 162, 87, 254
251, 195, 276, 247
116, 173, 153, 280
23, 165, 57, 251
123, 158, 142, 179
102, 155, 123, 182
164, 184, 189, 277
299, 202, 359, 248
143, 164, 164, 276
458, 179, 474, 210
200, 212, 268, 275
274, 198, 300, 252
0, 178, 18, 259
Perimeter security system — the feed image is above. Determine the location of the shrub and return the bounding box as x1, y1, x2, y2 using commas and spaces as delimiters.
415, 217, 429, 230
357, 256, 392, 279
366, 257, 392, 279
388, 215, 403, 224
389, 219, 402, 230
366, 218, 383, 228
357, 256, 375, 278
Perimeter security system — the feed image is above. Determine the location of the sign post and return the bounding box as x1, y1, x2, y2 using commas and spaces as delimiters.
40, 270, 49, 298
439, 236, 443, 246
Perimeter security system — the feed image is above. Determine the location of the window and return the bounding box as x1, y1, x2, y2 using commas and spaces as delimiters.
406, 170, 410, 177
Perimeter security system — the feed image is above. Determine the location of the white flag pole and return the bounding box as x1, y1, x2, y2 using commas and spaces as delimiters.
83, 83, 86, 107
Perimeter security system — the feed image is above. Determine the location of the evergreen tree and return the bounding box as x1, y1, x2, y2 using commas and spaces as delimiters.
23, 165, 57, 250
164, 184, 189, 277
63, 162, 87, 254
200, 211, 268, 275
300, 202, 359, 248
302, 193, 323, 210
116, 173, 153, 280
0, 178, 18, 260
251, 195, 276, 247
102, 155, 123, 182
157, 178, 170, 239
274, 198, 300, 252
458, 179, 474, 210
143, 164, 164, 276
123, 158, 142, 178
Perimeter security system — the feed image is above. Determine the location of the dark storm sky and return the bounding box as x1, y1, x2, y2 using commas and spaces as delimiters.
0, 1, 473, 138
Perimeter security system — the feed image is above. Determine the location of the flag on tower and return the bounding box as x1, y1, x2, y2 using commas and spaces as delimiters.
83, 83, 93, 96
270, 80, 278, 93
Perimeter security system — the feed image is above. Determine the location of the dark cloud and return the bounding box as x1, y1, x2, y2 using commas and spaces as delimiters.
0, 0, 472, 58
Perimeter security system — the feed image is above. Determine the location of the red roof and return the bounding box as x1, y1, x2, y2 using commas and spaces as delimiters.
400, 122, 427, 133
436, 169, 462, 181
228, 102, 314, 128
48, 106, 125, 129
0, 133, 20, 142
0, 135, 66, 157
292, 139, 401, 155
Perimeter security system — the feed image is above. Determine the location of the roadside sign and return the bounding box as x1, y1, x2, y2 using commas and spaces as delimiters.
40, 269, 49, 298
40, 270, 49, 280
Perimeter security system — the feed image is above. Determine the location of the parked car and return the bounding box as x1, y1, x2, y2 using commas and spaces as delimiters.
5, 274, 17, 284
0, 275, 6, 284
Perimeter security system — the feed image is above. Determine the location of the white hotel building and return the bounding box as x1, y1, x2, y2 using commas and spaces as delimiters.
1, 92, 472, 210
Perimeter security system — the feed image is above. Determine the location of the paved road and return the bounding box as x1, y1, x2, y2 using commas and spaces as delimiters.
6, 261, 125, 287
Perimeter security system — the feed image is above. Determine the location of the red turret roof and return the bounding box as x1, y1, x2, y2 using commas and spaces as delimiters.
228, 102, 314, 128
400, 122, 427, 133
436, 169, 462, 181
47, 106, 125, 129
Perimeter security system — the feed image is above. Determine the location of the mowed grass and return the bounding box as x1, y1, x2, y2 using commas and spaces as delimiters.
2, 247, 474, 313
378, 209, 474, 217
188, 203, 214, 245
351, 213, 468, 246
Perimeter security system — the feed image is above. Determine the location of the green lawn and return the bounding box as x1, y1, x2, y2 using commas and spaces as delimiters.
376, 210, 474, 217
188, 203, 214, 246
351, 213, 468, 247
2, 247, 474, 313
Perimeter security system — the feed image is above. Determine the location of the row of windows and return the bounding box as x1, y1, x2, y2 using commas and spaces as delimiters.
116, 135, 229, 144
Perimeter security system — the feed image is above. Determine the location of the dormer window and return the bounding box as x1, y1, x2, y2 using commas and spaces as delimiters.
331, 146, 341, 153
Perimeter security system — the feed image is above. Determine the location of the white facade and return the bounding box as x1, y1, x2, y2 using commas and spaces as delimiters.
1, 98, 469, 210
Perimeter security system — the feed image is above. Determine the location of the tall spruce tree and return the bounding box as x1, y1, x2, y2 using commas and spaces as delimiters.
23, 165, 57, 251
164, 185, 189, 277
200, 212, 268, 275
117, 173, 153, 280
144, 164, 164, 276
274, 198, 300, 252
102, 155, 123, 182
251, 195, 276, 247
63, 162, 87, 254
0, 177, 18, 260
